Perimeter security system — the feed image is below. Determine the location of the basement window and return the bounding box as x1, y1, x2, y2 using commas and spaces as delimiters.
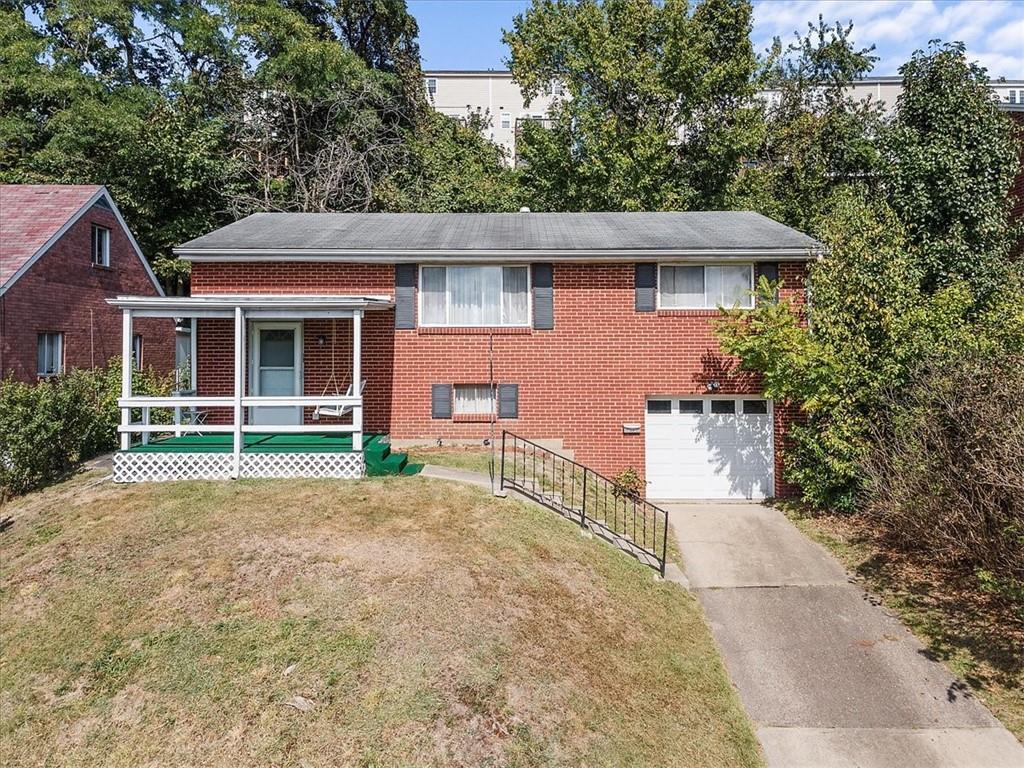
454, 384, 495, 415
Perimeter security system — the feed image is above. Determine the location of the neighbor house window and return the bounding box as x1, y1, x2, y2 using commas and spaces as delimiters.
37, 332, 63, 376
454, 384, 495, 415
420, 265, 530, 326
500, 112, 511, 129
425, 77, 436, 96
1010, 90, 1017, 104
549, 81, 564, 97
658, 264, 753, 309
132, 334, 143, 369
91, 225, 110, 267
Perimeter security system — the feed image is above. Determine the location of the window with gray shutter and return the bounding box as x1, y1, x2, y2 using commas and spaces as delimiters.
395, 264, 417, 329
635, 263, 656, 311
532, 264, 553, 329
757, 262, 779, 304
498, 383, 519, 419
431, 384, 452, 419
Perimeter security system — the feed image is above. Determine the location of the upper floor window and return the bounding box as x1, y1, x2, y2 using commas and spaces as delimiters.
658, 264, 753, 309
500, 112, 511, 129
425, 77, 437, 97
1010, 90, 1017, 104
549, 81, 565, 97
37, 332, 64, 376
91, 224, 110, 267
420, 265, 530, 327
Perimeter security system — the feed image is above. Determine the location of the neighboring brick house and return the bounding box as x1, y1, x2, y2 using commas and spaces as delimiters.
0, 185, 174, 382
110, 212, 820, 499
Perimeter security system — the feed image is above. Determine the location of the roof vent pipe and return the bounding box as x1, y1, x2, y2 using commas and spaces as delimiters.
519, 206, 531, 213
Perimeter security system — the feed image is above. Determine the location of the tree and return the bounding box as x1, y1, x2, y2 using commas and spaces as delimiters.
883, 42, 1020, 298
375, 110, 519, 212
717, 188, 923, 510
727, 17, 884, 232
504, 0, 760, 211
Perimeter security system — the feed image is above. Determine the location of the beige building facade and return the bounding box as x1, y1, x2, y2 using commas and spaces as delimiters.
425, 70, 1024, 166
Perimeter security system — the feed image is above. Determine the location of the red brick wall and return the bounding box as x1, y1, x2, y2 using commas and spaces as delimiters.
0, 203, 174, 382
192, 260, 809, 495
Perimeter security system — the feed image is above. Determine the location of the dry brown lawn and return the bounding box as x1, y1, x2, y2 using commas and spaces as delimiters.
0, 472, 759, 767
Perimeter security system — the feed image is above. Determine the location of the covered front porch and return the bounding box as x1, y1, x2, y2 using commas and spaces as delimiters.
108, 294, 397, 482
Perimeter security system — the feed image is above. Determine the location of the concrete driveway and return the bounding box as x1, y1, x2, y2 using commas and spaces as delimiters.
665, 501, 1024, 768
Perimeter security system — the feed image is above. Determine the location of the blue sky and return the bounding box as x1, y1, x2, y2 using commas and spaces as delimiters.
409, 0, 1024, 79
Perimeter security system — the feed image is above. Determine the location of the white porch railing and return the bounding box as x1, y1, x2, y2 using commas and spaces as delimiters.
111, 294, 384, 479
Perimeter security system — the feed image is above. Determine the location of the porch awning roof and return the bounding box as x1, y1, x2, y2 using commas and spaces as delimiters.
107, 294, 394, 318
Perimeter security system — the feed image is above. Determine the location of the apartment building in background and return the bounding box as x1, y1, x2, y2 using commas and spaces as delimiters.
424, 70, 1024, 166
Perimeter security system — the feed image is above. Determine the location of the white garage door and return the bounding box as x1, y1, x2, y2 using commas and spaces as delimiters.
645, 397, 774, 500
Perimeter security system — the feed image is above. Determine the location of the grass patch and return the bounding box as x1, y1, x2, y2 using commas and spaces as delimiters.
1, 473, 760, 767
784, 503, 1024, 743
407, 445, 496, 476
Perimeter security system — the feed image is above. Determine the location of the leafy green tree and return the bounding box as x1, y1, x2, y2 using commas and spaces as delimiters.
883, 42, 1020, 297
504, 0, 760, 211
375, 110, 519, 212
718, 188, 922, 509
727, 17, 884, 232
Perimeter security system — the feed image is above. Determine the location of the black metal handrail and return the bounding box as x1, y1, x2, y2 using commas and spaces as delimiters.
499, 431, 670, 576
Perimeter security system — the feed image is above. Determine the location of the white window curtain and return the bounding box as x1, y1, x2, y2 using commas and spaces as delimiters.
454, 384, 495, 415
37, 332, 63, 376
421, 267, 446, 324
420, 265, 529, 326
659, 264, 752, 308
708, 265, 752, 308
660, 266, 704, 307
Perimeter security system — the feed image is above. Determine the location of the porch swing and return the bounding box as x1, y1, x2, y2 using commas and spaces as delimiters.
312, 318, 367, 420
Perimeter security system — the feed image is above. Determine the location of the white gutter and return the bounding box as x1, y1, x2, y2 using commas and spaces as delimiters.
175, 248, 823, 262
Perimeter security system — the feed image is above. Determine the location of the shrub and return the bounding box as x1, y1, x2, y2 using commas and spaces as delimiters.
861, 350, 1024, 604
0, 361, 171, 498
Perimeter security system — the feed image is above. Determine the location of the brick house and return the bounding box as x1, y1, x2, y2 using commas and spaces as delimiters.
109, 211, 821, 499
0, 185, 174, 382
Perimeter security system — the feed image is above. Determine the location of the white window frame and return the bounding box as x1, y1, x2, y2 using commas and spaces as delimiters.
37, 332, 64, 377
425, 77, 437, 97
656, 263, 755, 310
500, 112, 511, 129
132, 334, 143, 370
417, 264, 532, 328
91, 224, 110, 267
453, 384, 496, 416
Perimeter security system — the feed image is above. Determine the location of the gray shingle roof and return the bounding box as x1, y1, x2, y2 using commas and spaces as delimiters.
176, 211, 823, 259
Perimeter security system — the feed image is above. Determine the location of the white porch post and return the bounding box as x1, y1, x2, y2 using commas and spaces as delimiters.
232, 306, 244, 478
352, 310, 362, 452
120, 309, 132, 450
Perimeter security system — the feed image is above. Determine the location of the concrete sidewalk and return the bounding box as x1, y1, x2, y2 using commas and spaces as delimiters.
666, 502, 1024, 768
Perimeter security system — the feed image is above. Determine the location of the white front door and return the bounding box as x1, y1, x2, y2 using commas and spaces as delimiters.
644, 396, 774, 500
250, 322, 303, 426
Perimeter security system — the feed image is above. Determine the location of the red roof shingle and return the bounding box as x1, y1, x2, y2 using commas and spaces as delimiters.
0, 185, 103, 287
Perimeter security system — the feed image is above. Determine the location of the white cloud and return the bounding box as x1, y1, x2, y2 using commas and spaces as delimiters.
752, 0, 1024, 77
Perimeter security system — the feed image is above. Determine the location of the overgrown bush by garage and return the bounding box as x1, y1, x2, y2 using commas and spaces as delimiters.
861, 350, 1024, 607
0, 361, 170, 499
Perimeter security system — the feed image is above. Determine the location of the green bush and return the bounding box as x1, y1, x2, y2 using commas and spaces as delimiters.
0, 360, 171, 498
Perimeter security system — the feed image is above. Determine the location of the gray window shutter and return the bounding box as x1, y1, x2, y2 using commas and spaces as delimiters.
757, 262, 779, 303
395, 264, 417, 329
635, 263, 656, 312
498, 384, 519, 419
431, 384, 452, 419
532, 264, 553, 330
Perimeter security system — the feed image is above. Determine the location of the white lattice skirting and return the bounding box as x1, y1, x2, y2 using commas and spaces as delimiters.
113, 452, 365, 483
